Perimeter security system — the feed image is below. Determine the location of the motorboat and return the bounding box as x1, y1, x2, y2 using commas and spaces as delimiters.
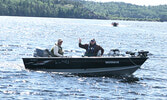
112, 22, 119, 27
22, 48, 149, 76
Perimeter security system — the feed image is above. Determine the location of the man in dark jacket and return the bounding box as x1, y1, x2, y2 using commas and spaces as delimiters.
79, 38, 104, 57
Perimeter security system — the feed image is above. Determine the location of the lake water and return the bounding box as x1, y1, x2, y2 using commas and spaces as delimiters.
0, 16, 167, 99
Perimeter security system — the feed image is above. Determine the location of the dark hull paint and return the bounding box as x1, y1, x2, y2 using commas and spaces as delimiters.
22, 57, 148, 76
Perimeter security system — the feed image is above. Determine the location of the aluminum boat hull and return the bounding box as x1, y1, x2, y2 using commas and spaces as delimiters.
22, 57, 148, 76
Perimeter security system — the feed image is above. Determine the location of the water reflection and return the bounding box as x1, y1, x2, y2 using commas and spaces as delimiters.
118, 75, 140, 83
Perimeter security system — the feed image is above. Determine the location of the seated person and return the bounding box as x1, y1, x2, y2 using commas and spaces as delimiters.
79, 38, 104, 57
51, 39, 64, 57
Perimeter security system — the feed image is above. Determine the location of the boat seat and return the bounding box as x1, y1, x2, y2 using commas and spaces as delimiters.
126, 51, 135, 56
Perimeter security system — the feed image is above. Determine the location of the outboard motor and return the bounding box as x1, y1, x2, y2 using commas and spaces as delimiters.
33, 48, 51, 57
138, 50, 149, 57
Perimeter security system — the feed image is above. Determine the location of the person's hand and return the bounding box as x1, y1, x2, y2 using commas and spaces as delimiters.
79, 38, 81, 43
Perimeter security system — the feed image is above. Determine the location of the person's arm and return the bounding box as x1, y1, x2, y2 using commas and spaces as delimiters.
54, 46, 63, 57
79, 43, 88, 49
79, 38, 88, 49
99, 46, 104, 56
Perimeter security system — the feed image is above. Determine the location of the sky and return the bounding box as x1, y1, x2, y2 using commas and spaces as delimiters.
89, 0, 167, 6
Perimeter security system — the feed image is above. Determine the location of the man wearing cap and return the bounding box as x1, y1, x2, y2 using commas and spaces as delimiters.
79, 38, 104, 57
51, 39, 64, 57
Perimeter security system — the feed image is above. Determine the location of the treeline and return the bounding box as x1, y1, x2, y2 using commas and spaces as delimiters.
83, 1, 167, 21
0, 0, 104, 19
0, 0, 167, 21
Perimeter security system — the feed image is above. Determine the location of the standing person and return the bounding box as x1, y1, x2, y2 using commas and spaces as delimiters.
51, 39, 64, 57
79, 38, 104, 57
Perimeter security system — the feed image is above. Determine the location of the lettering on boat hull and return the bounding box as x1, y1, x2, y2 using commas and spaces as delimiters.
105, 61, 119, 64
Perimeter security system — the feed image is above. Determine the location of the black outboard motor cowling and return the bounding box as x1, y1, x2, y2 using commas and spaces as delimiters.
33, 48, 51, 57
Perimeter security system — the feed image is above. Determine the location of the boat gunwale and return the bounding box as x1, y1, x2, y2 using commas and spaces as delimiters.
22, 56, 148, 59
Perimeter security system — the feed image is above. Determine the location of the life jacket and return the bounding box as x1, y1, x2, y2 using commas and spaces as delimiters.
85, 44, 96, 56
51, 44, 63, 56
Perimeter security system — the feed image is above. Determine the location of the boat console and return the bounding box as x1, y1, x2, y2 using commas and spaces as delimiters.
108, 49, 120, 56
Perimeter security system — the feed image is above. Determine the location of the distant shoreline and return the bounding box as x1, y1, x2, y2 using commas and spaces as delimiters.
0, 0, 166, 22
0, 15, 164, 22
